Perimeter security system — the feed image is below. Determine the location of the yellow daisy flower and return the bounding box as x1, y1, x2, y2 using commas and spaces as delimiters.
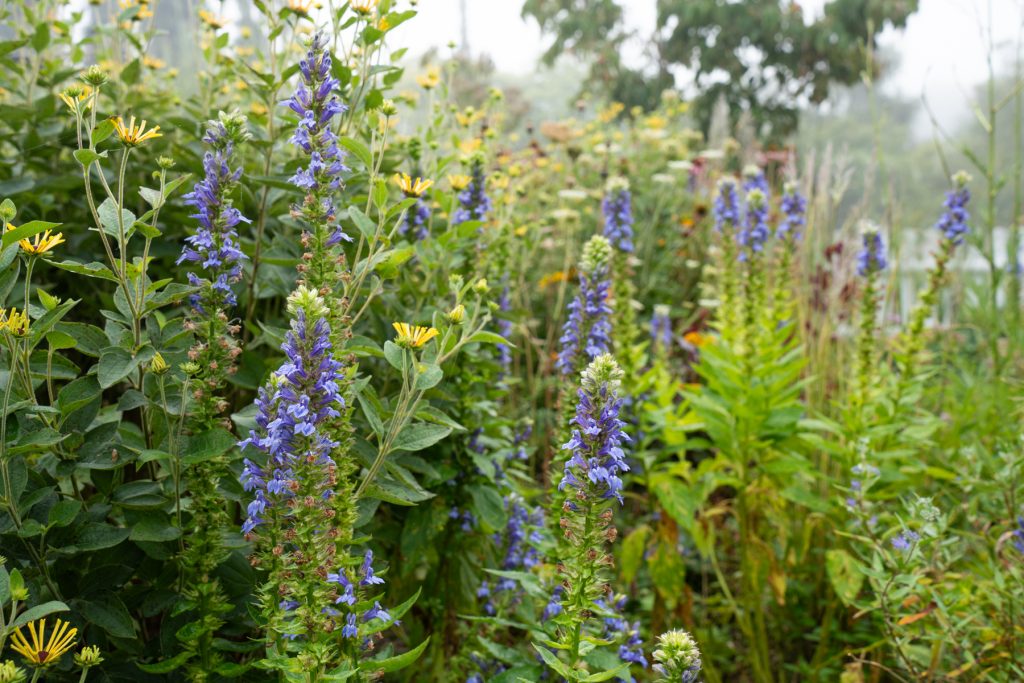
351, 0, 379, 15
287, 0, 317, 15
1, 308, 30, 336
10, 617, 77, 666
393, 173, 433, 198
58, 85, 92, 112
416, 66, 441, 90
5, 223, 65, 255
447, 174, 471, 191
392, 322, 439, 348
198, 9, 225, 29
113, 116, 162, 147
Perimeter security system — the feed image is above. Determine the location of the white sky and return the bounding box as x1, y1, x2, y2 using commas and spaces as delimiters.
389, 0, 1024, 126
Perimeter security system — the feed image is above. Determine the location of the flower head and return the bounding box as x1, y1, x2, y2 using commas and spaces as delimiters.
0, 661, 25, 683
652, 629, 701, 683
557, 236, 613, 376
73, 646, 103, 669
114, 115, 162, 146
351, 0, 379, 15
778, 181, 807, 241
198, 8, 225, 29
393, 322, 439, 348
602, 176, 634, 252
10, 618, 78, 667
416, 66, 441, 90
857, 223, 887, 277
448, 174, 472, 191
934, 171, 971, 246
5, 224, 64, 256
393, 173, 433, 198
59, 85, 92, 112
559, 354, 630, 503
0, 308, 29, 336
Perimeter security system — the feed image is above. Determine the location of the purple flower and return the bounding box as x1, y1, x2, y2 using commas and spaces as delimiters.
777, 184, 807, 241
177, 115, 250, 313
282, 32, 352, 245
542, 585, 564, 620
857, 227, 887, 277
738, 188, 769, 255
400, 197, 431, 240
452, 159, 492, 225
891, 530, 920, 552
557, 236, 613, 376
935, 173, 971, 245
602, 179, 634, 252
360, 550, 385, 586
342, 613, 358, 638
238, 297, 345, 535
713, 177, 741, 232
559, 355, 631, 503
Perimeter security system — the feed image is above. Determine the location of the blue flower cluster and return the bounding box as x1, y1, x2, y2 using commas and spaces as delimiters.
891, 529, 920, 552
598, 596, 648, 678
602, 178, 634, 252
542, 585, 564, 620
777, 184, 807, 241
934, 174, 971, 245
1013, 516, 1024, 554
559, 354, 631, 503
401, 198, 431, 240
742, 165, 770, 196
857, 226, 887, 277
178, 115, 249, 313
239, 294, 345, 535
453, 158, 492, 225
325, 549, 392, 639
713, 177, 741, 231
738, 188, 769, 255
557, 236, 613, 376
282, 32, 351, 245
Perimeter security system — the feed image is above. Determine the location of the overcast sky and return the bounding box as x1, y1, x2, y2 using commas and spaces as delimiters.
388, 0, 1024, 128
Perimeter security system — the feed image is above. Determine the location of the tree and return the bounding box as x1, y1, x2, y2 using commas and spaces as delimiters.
522, 0, 919, 139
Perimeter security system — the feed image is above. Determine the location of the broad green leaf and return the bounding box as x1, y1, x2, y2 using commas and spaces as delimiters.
2, 220, 61, 250
391, 423, 451, 452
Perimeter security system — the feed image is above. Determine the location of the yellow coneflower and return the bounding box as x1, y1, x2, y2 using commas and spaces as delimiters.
10, 618, 77, 667
350, 0, 379, 15
5, 224, 65, 256
392, 322, 439, 348
393, 173, 433, 198
58, 85, 92, 112
447, 174, 471, 191
0, 308, 29, 336
538, 270, 572, 288
287, 0, 316, 15
377, 15, 390, 30
142, 55, 165, 69
683, 331, 710, 348
113, 116, 162, 147
198, 9, 225, 29
416, 66, 440, 90
458, 138, 482, 155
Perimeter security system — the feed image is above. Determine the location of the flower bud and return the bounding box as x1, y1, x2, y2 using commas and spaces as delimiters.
82, 64, 108, 86
446, 304, 465, 324
74, 645, 104, 669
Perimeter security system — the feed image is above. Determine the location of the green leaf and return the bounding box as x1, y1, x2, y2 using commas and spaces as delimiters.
392, 423, 451, 452
339, 137, 372, 171
468, 485, 506, 531
348, 206, 378, 241
2, 220, 61, 250
72, 523, 129, 551
414, 363, 443, 390
136, 651, 192, 674
78, 594, 135, 638
98, 346, 141, 389
362, 478, 434, 505
91, 118, 117, 145
580, 664, 632, 682
12, 601, 69, 628
619, 525, 650, 584
51, 260, 119, 282
359, 636, 430, 674
532, 643, 576, 679
47, 500, 81, 528
468, 330, 514, 347
129, 517, 181, 542
825, 549, 865, 606
73, 149, 105, 167
46, 331, 77, 350
97, 197, 136, 239
181, 428, 237, 465
383, 340, 404, 371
